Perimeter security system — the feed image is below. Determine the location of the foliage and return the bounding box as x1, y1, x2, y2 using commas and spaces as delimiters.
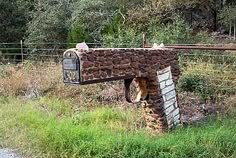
191, 31, 216, 44
177, 73, 216, 103
25, 0, 72, 49
148, 15, 192, 44
1, 0, 236, 46
178, 73, 205, 93
66, 23, 91, 48
69, 0, 116, 43
0, 64, 123, 107
0, 0, 31, 43
218, 5, 236, 34
102, 27, 142, 48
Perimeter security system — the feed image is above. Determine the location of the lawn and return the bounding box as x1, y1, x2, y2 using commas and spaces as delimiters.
0, 97, 236, 158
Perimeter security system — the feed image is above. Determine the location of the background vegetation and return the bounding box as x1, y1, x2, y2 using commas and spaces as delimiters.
1, 0, 236, 47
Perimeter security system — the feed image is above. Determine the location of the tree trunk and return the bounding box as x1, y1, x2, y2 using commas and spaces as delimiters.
229, 21, 232, 39
213, 10, 217, 31
234, 19, 236, 40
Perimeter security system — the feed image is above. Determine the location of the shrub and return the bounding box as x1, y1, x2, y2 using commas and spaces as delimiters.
148, 15, 192, 45
102, 27, 142, 48
178, 73, 205, 93
67, 23, 91, 48
178, 73, 216, 103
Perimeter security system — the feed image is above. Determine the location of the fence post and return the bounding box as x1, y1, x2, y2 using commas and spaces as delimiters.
20, 40, 23, 62
142, 33, 147, 48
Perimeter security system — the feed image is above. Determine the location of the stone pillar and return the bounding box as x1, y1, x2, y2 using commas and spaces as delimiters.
157, 66, 180, 128
142, 66, 180, 132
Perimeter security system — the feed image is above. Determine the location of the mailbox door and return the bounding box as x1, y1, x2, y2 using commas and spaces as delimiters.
63, 50, 81, 84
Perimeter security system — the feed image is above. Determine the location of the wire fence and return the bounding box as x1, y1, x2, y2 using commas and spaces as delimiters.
0, 43, 236, 95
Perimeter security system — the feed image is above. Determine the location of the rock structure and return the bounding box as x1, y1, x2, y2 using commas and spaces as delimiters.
63, 48, 181, 132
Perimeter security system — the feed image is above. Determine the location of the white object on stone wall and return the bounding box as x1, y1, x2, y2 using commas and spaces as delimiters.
76, 42, 89, 51
157, 66, 181, 128
152, 43, 165, 49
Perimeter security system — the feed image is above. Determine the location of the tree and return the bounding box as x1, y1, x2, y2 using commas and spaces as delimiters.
25, 0, 72, 49
69, 0, 118, 43
68, 0, 144, 44
219, 5, 236, 40
0, 0, 32, 43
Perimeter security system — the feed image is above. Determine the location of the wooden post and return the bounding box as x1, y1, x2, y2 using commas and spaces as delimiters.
142, 33, 147, 48
20, 40, 24, 62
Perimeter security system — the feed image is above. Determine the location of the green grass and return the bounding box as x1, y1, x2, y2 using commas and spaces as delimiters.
0, 97, 236, 158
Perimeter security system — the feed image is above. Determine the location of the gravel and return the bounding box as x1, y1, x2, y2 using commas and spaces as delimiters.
0, 149, 20, 158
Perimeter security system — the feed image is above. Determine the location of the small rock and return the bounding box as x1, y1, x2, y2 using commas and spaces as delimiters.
0, 148, 20, 158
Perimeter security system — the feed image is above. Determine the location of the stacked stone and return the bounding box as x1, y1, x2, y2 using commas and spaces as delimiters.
76, 48, 180, 132
141, 76, 168, 132
78, 49, 180, 81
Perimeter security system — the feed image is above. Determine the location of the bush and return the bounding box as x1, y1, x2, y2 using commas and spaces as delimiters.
67, 23, 91, 48
102, 27, 142, 48
178, 73, 216, 103
148, 16, 192, 45
178, 73, 205, 93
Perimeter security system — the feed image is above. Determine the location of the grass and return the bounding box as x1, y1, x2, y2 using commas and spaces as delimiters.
1, 97, 236, 158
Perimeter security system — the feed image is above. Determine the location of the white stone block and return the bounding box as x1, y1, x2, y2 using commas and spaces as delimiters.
174, 114, 180, 122
157, 66, 171, 75
165, 103, 175, 115
165, 90, 176, 101
162, 84, 175, 94
167, 113, 174, 125
156, 66, 180, 128
173, 108, 180, 117
174, 119, 181, 125
162, 95, 166, 102
167, 114, 181, 127
164, 98, 176, 109
158, 72, 170, 82
160, 81, 166, 89
165, 79, 174, 86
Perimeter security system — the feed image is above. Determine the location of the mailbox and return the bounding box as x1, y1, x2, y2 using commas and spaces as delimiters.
63, 49, 81, 84
62, 46, 181, 132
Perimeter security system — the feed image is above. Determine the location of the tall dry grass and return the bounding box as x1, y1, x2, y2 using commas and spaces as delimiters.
0, 62, 126, 108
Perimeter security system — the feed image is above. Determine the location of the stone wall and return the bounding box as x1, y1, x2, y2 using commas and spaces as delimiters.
77, 48, 180, 83
63, 48, 181, 132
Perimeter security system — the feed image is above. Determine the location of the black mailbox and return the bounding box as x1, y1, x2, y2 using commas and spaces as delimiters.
62, 49, 81, 84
